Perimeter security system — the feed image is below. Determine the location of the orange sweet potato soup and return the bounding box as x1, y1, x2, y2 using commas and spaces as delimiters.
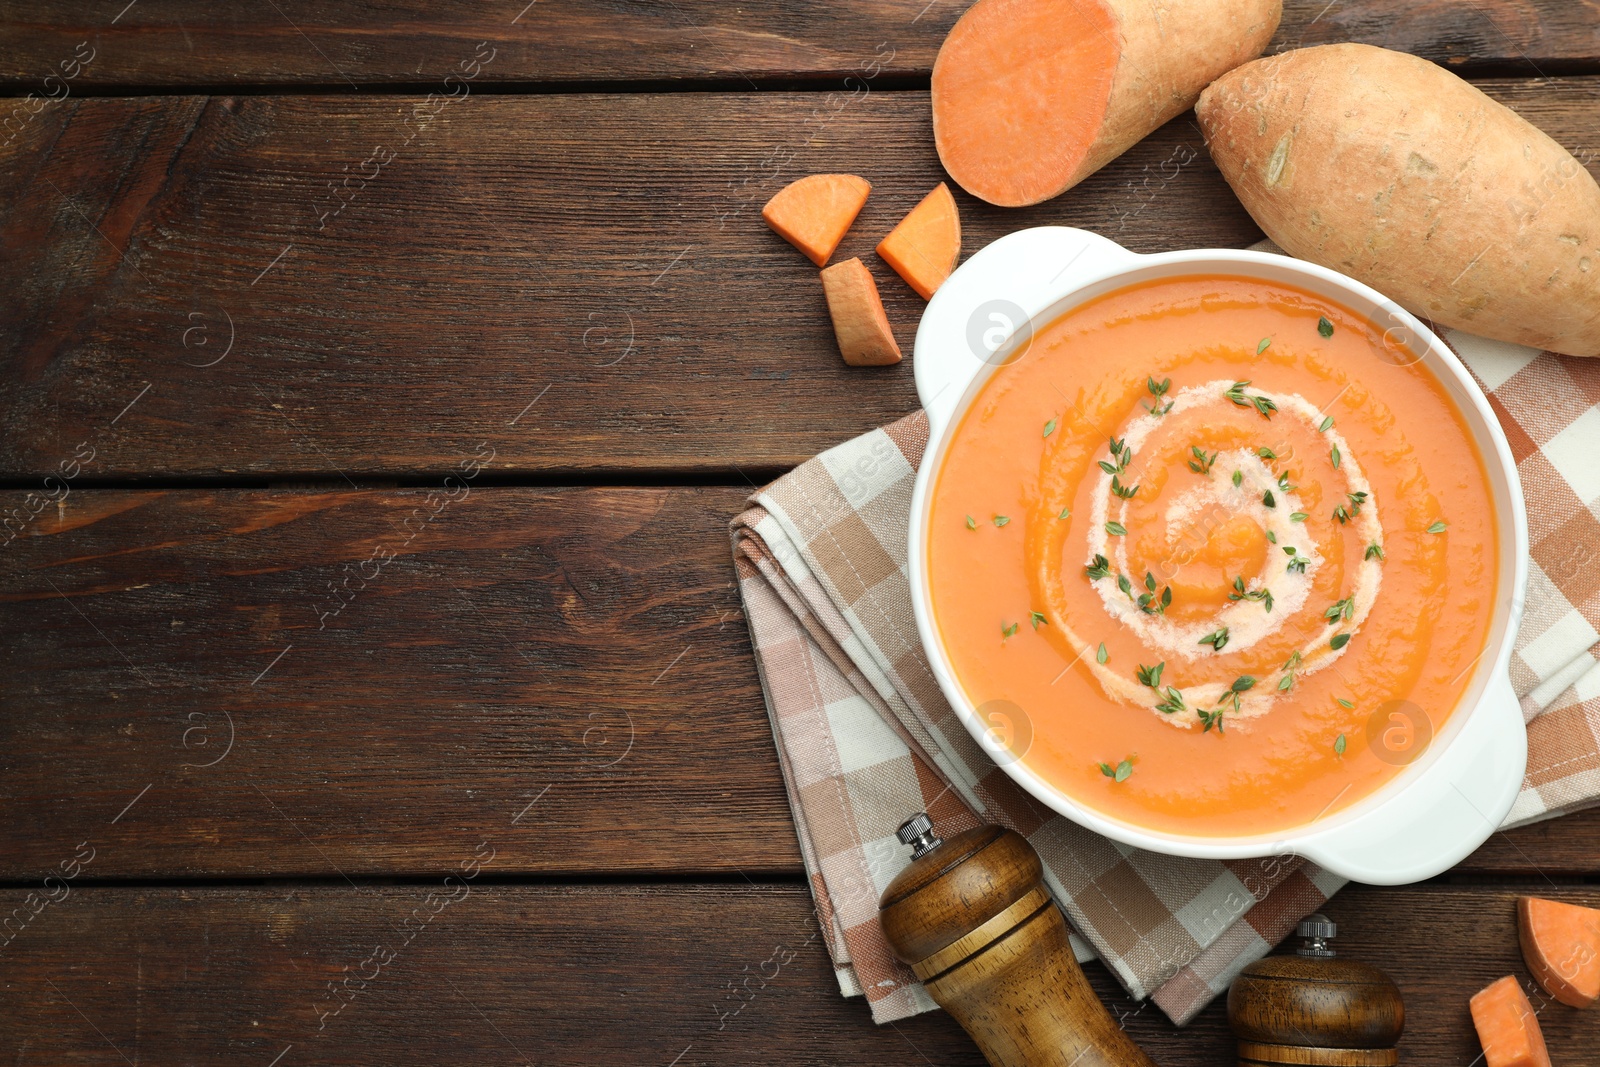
928, 275, 1498, 838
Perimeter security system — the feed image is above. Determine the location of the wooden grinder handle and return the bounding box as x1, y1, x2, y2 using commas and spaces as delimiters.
878, 817, 1156, 1067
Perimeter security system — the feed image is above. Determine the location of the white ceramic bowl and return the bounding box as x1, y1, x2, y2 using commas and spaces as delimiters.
908, 227, 1529, 886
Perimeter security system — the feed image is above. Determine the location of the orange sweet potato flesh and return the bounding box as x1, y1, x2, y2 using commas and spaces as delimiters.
931, 0, 1281, 207
876, 183, 961, 300
762, 174, 870, 267
1520, 896, 1600, 1008
820, 258, 902, 367
1470, 975, 1552, 1067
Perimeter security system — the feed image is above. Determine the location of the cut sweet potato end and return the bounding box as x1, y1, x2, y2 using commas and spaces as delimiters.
876, 182, 962, 300
1519, 896, 1600, 1008
820, 258, 902, 367
762, 174, 871, 266
931, 0, 1117, 207
1470, 975, 1552, 1067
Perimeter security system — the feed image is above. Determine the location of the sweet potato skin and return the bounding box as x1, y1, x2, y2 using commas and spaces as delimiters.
1197, 43, 1600, 358
820, 258, 902, 367
932, 0, 1281, 207
1519, 895, 1600, 1008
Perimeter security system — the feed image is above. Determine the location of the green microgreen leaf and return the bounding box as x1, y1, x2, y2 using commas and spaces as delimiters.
1096, 642, 1109, 665
1319, 415, 1334, 432
1106, 520, 1127, 537
1257, 337, 1272, 355
1290, 512, 1309, 523
1330, 444, 1341, 470
1318, 317, 1334, 339
1330, 632, 1351, 650
1335, 733, 1347, 755
993, 514, 1010, 527
1043, 418, 1057, 438
1115, 758, 1133, 783
1427, 520, 1448, 534
1059, 507, 1072, 520
965, 515, 977, 530
1263, 490, 1276, 508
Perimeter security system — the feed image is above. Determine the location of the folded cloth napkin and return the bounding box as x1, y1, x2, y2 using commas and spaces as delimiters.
730, 289, 1600, 1026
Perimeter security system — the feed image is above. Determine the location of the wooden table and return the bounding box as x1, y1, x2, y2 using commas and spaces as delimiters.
2, 3, 1597, 1063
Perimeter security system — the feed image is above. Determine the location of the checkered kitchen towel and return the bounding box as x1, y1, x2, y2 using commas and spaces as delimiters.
731, 323, 1600, 1027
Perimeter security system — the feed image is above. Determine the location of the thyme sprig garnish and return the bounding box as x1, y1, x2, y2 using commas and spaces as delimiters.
1030, 610, 1047, 630
1043, 418, 1057, 438
1116, 573, 1134, 600
993, 514, 1011, 527
1201, 675, 1257, 733
1365, 542, 1385, 561
1319, 415, 1335, 432
1427, 520, 1448, 534
1258, 446, 1277, 459
1334, 733, 1347, 755
1318, 316, 1335, 338
1106, 520, 1127, 537
1085, 554, 1111, 580
1283, 546, 1310, 573
1002, 621, 1019, 638
1144, 376, 1173, 416
1332, 491, 1368, 525
1136, 661, 1165, 689
1154, 686, 1186, 715
1110, 473, 1139, 500
1263, 490, 1277, 508
1290, 511, 1309, 523
1188, 446, 1218, 476
1330, 632, 1351, 650
1277, 471, 1297, 492
1228, 576, 1274, 612
1099, 436, 1133, 476
1324, 596, 1355, 624
1097, 642, 1109, 664
1330, 444, 1342, 470
1099, 757, 1134, 783
1232, 469, 1243, 487
1198, 627, 1229, 652
1223, 379, 1278, 419
1137, 571, 1172, 616
1278, 651, 1302, 691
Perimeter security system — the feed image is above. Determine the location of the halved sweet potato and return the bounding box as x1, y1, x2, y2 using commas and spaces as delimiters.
1519, 896, 1600, 1008
820, 258, 902, 367
762, 174, 870, 267
876, 183, 961, 300
1470, 975, 1552, 1067
931, 0, 1281, 206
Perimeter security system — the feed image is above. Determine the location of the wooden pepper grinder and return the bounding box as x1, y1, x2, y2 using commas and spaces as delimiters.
878, 814, 1156, 1067
1228, 914, 1405, 1066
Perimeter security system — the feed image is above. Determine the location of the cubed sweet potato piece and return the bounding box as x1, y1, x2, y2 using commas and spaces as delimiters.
1520, 896, 1600, 1008
762, 174, 870, 267
1470, 975, 1552, 1067
820, 258, 902, 367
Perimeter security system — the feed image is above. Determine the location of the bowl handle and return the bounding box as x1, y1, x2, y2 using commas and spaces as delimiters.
1295, 671, 1528, 885
913, 227, 1139, 436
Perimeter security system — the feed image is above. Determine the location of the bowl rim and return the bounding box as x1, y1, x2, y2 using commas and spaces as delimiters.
906, 239, 1530, 860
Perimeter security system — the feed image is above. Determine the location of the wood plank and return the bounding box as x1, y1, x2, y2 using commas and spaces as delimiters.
1, 883, 1596, 1065
0, 486, 800, 877
3, 487, 1599, 879
0, 0, 1593, 88
3, 80, 1598, 478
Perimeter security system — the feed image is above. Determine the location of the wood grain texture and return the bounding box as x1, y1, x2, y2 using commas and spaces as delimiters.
1, 884, 1598, 1065
0, 0, 1594, 88
0, 485, 796, 877
2, 487, 1599, 879
2, 80, 1597, 478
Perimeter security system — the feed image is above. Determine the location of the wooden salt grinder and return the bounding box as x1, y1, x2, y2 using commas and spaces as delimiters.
1228, 914, 1405, 1066
878, 814, 1157, 1067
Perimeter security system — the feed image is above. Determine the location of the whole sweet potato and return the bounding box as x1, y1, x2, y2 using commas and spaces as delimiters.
1197, 43, 1600, 357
